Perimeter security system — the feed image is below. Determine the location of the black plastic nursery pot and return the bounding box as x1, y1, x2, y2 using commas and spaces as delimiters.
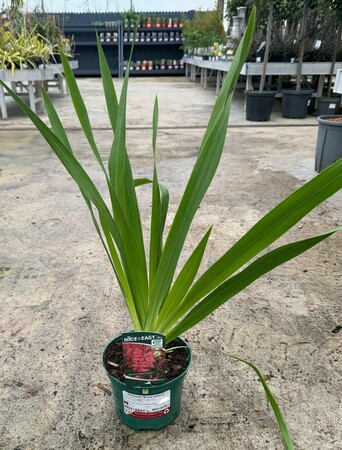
282, 89, 314, 119
245, 91, 276, 122
102, 335, 192, 430
315, 96, 341, 117
315, 115, 342, 172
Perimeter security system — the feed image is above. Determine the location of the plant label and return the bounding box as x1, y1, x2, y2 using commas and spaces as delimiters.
123, 390, 171, 418
122, 331, 166, 387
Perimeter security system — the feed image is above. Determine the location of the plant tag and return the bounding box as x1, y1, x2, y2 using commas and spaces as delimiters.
122, 332, 166, 387
123, 390, 170, 418
307, 100, 311, 106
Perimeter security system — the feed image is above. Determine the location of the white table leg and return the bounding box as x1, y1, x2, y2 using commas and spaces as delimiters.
0, 84, 8, 119
35, 82, 45, 113
203, 68, 208, 90
246, 75, 252, 91
28, 81, 36, 113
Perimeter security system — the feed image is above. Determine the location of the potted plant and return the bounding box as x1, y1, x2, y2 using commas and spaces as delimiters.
182, 9, 226, 54
282, 0, 316, 119
315, 0, 342, 116
2, 8, 342, 445
245, 0, 277, 121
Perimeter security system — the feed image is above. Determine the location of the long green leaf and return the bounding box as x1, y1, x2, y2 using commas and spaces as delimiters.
134, 178, 153, 187
232, 356, 294, 450
220, 351, 294, 450
145, 7, 257, 330
40, 86, 72, 151
150, 96, 163, 287
157, 227, 212, 329
107, 41, 149, 321
40, 86, 141, 329
179, 158, 342, 313
164, 227, 341, 340
99, 213, 141, 329
96, 33, 118, 132
59, 51, 107, 176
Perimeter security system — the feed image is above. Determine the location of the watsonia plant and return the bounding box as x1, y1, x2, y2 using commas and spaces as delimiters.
1, 6, 341, 342
2, 8, 341, 447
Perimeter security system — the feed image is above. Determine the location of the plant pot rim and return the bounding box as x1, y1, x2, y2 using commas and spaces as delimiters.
317, 115, 342, 125
102, 334, 192, 391
282, 89, 314, 96
316, 96, 341, 102
245, 90, 276, 97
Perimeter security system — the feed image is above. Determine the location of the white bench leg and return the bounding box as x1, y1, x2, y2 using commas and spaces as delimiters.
0, 84, 8, 119
28, 81, 36, 113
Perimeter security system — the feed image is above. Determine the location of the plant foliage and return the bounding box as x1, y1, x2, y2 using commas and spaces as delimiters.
1, 6, 341, 341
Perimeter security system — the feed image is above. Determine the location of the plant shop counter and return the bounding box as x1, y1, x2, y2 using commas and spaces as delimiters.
184, 58, 342, 98
0, 61, 79, 120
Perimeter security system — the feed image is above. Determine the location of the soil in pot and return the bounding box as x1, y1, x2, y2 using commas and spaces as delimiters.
324, 117, 342, 122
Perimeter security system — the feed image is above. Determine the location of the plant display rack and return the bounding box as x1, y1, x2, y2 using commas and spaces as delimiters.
56, 12, 188, 77
184, 57, 342, 98
121, 25, 184, 76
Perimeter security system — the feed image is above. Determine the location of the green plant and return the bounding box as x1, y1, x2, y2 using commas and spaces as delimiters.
1, 8, 341, 447
0, 28, 53, 72
183, 9, 226, 48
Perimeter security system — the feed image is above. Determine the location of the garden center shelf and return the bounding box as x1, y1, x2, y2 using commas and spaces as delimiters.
57, 12, 188, 77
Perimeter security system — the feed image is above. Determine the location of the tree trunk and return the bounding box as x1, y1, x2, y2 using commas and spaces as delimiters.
296, 1, 309, 91
216, 0, 224, 21
327, 20, 342, 97
260, 0, 274, 92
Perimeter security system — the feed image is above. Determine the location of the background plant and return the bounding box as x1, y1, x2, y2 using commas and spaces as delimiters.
226, 0, 342, 66
0, 28, 53, 71
183, 9, 226, 50
0, 3, 71, 69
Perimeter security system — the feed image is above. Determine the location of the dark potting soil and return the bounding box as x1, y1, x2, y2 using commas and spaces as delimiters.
104, 338, 190, 383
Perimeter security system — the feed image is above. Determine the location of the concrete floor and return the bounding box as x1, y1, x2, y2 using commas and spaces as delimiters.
0, 76, 341, 450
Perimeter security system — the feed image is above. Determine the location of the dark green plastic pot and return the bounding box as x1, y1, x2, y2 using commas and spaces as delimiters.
102, 335, 192, 430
